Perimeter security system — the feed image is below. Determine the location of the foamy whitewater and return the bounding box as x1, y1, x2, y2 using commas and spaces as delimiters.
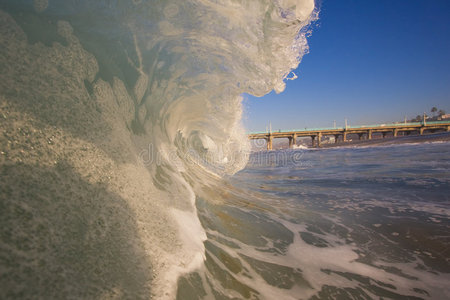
1, 1, 449, 299
0, 0, 315, 299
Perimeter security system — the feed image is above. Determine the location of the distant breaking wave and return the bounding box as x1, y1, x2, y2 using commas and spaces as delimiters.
0, 0, 316, 298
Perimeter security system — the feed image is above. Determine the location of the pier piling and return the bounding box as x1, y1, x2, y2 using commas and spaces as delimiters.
248, 121, 450, 150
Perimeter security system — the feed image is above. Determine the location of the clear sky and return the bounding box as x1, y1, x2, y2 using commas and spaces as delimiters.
243, 0, 450, 133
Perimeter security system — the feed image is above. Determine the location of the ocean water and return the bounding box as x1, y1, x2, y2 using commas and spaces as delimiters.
1, 0, 449, 299
183, 142, 450, 299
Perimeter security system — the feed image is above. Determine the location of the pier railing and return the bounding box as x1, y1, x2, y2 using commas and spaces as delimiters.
248, 120, 450, 150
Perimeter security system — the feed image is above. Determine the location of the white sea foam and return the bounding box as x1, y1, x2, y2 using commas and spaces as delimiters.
0, 0, 316, 298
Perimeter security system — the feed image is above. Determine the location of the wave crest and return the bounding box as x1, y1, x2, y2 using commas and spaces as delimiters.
0, 0, 316, 298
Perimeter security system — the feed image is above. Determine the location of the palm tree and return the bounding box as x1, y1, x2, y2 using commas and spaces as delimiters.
431, 107, 437, 116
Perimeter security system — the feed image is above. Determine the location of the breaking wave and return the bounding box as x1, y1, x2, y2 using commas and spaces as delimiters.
0, 0, 316, 298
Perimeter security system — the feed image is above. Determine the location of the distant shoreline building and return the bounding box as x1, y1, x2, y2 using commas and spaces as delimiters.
440, 114, 450, 120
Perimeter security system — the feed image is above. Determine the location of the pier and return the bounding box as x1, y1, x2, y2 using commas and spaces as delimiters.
248, 121, 450, 150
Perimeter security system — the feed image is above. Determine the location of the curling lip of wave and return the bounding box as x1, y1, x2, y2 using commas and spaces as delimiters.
0, 0, 316, 299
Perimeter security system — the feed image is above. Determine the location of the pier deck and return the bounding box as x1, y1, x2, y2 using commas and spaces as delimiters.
248, 121, 450, 150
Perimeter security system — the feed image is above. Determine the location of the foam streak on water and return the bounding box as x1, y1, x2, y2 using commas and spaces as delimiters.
190, 142, 449, 299
0, 0, 315, 298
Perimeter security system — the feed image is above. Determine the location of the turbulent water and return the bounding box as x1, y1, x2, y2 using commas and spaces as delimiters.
1, 1, 449, 299
0, 0, 316, 299
197, 141, 450, 299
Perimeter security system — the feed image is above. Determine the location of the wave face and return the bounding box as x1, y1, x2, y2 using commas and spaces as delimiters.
0, 0, 315, 298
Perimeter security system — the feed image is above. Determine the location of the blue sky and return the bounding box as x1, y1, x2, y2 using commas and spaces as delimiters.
243, 0, 450, 133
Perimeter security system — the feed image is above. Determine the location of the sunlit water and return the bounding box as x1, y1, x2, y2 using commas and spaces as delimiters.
1, 0, 449, 299
0, 0, 316, 298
